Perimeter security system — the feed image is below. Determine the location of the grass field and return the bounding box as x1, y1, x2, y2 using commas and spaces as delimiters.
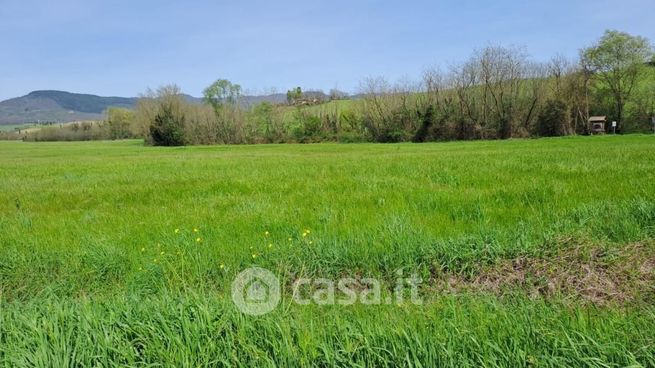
1, 135, 654, 366
0, 123, 37, 132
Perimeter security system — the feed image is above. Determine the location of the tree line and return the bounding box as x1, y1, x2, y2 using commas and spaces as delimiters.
11, 30, 652, 144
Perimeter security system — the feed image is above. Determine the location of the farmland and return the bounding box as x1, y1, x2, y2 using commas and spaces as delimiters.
1, 135, 654, 366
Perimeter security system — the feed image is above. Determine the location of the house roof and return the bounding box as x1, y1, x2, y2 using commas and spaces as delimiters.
588, 116, 607, 122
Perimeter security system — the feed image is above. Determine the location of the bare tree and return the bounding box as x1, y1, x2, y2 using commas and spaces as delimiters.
476, 45, 529, 138
451, 60, 484, 138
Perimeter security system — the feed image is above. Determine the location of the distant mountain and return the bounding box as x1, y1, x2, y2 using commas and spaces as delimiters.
0, 91, 138, 124
0, 90, 331, 125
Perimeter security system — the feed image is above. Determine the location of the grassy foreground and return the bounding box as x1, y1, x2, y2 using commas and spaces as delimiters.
0, 136, 654, 366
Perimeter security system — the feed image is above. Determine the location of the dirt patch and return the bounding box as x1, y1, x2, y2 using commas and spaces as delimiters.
434, 241, 655, 306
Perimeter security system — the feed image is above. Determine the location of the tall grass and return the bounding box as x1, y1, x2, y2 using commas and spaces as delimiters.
0, 295, 654, 366
0, 135, 654, 365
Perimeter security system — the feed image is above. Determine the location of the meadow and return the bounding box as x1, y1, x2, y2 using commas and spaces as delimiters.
0, 124, 36, 134
0, 135, 654, 366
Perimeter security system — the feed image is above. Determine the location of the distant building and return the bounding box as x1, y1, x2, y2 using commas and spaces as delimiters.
588, 116, 606, 134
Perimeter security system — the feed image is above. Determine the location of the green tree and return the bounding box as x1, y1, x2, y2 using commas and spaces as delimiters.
203, 79, 242, 110
251, 101, 278, 142
106, 107, 136, 139
582, 30, 653, 130
149, 104, 185, 146
536, 99, 570, 137
202, 79, 243, 143
286, 87, 302, 105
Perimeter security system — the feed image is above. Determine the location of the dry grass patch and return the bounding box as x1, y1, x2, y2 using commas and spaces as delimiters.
437, 240, 655, 306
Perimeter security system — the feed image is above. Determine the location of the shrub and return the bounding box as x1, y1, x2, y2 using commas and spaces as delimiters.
412, 105, 435, 142
536, 99, 571, 137
106, 107, 137, 139
149, 104, 186, 146
23, 121, 109, 141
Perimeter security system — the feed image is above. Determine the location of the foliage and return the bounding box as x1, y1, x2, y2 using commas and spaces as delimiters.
22, 121, 109, 141
149, 104, 186, 146
536, 99, 570, 136
249, 101, 281, 142
106, 107, 137, 139
203, 79, 242, 110
8, 30, 654, 144
582, 30, 654, 130
286, 86, 302, 105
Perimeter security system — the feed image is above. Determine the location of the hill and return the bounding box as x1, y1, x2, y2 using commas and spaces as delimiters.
0, 90, 328, 125
0, 91, 138, 124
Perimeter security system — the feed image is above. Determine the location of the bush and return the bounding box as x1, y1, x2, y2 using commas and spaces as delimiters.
412, 105, 435, 142
149, 104, 186, 146
106, 107, 137, 139
536, 99, 571, 137
23, 121, 109, 141
289, 109, 323, 142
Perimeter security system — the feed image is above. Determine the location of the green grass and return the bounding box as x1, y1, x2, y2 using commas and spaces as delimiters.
279, 99, 356, 120
0, 123, 36, 132
1, 135, 654, 366
2, 295, 654, 367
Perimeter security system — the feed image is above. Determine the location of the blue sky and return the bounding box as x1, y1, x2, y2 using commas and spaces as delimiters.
0, 0, 653, 100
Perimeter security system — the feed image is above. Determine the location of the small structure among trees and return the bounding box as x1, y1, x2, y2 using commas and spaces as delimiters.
589, 116, 607, 134
286, 87, 326, 106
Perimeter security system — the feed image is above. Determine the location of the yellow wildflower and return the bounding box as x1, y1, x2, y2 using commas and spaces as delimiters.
196, 237, 201, 243
193, 228, 199, 233
174, 228, 180, 234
